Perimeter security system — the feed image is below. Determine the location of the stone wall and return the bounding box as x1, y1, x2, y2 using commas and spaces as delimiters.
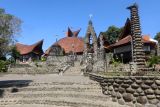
89, 74, 160, 107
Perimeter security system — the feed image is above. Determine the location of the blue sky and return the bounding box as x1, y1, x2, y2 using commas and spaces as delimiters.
0, 0, 160, 50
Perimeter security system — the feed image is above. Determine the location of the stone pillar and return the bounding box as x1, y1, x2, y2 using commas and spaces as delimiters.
127, 3, 146, 72
84, 20, 98, 59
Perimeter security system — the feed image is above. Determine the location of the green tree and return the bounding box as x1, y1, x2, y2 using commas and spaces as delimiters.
0, 8, 21, 58
154, 32, 160, 42
102, 26, 122, 44
10, 46, 20, 63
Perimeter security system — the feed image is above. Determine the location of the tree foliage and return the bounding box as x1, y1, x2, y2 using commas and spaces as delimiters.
154, 32, 160, 42
10, 46, 20, 63
0, 60, 10, 72
0, 8, 21, 58
147, 56, 160, 67
101, 26, 122, 44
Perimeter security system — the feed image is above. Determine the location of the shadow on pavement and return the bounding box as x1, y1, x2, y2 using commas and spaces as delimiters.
0, 80, 32, 98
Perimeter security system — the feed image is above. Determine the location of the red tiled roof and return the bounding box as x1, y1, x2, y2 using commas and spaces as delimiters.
106, 35, 157, 49
16, 40, 43, 55
56, 37, 84, 54
45, 28, 84, 55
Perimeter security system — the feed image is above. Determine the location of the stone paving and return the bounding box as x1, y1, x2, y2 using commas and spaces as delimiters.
0, 74, 128, 107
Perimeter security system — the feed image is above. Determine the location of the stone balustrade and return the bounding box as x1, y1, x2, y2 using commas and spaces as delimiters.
89, 73, 160, 107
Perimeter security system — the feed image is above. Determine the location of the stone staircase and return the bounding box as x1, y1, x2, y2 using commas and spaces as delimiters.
0, 74, 125, 107
63, 61, 82, 75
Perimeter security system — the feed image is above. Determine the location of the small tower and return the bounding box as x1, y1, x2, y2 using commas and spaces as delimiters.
84, 20, 98, 58
127, 3, 145, 72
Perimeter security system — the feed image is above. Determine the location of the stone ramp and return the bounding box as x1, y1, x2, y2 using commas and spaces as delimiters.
0, 74, 128, 107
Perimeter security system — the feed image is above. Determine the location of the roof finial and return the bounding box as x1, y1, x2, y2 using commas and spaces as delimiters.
89, 14, 93, 20
88, 14, 93, 25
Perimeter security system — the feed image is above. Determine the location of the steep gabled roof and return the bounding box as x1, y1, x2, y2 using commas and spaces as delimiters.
16, 40, 43, 55
66, 27, 73, 37
107, 35, 157, 49
73, 29, 81, 37
119, 18, 131, 40
66, 27, 81, 37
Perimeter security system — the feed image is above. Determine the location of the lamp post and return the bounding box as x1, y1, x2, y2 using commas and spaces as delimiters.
55, 35, 58, 42
71, 43, 75, 66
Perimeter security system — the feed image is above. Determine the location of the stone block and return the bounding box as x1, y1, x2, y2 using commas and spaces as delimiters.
151, 83, 157, 90
126, 102, 135, 107
114, 87, 119, 92
107, 82, 112, 86
113, 82, 119, 88
100, 82, 108, 86
139, 92, 145, 96
121, 83, 130, 88
145, 89, 154, 95
111, 91, 116, 97
108, 78, 114, 83
141, 84, 150, 90
103, 86, 108, 90
131, 83, 139, 89
133, 92, 139, 97
112, 97, 117, 102
136, 88, 143, 93
135, 79, 143, 84
108, 86, 113, 91
130, 77, 136, 81
156, 95, 160, 100
148, 99, 159, 105
135, 103, 144, 107
118, 87, 125, 93
116, 92, 121, 99
126, 87, 135, 94
118, 99, 125, 105
157, 102, 160, 107
102, 90, 108, 95
115, 79, 123, 84
144, 80, 154, 85
147, 95, 156, 99
108, 91, 111, 95
155, 89, 160, 95
124, 79, 133, 84
137, 96, 147, 104
122, 93, 134, 102
155, 80, 160, 85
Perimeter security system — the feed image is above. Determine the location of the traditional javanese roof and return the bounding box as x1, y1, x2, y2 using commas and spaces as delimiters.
106, 35, 157, 49
16, 40, 44, 55
45, 28, 84, 55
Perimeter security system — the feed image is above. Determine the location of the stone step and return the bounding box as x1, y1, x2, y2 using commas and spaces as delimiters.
28, 81, 99, 86
2, 86, 101, 93
4, 90, 105, 98
4, 92, 108, 101
0, 97, 113, 107
2, 104, 71, 107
